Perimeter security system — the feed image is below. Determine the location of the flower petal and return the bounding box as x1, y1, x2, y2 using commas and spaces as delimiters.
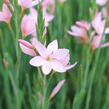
50, 60, 66, 72
52, 49, 69, 60
29, 56, 46, 67
65, 62, 77, 70
19, 43, 36, 56
32, 0, 41, 6
31, 38, 48, 58
47, 40, 58, 54
42, 62, 52, 75
49, 80, 65, 99
18, 39, 34, 49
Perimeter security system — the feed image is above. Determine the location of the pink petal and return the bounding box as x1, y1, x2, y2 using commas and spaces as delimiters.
21, 15, 36, 37
31, 38, 48, 58
44, 12, 54, 27
68, 26, 87, 38
58, 54, 70, 66
18, 39, 34, 49
42, 62, 52, 75
100, 42, 109, 48
96, 0, 108, 6
50, 80, 65, 99
47, 40, 58, 54
52, 49, 69, 60
29, 8, 38, 23
32, 0, 41, 6
76, 21, 90, 30
65, 62, 77, 70
92, 12, 105, 36
19, 43, 36, 56
29, 56, 46, 67
0, 4, 12, 23
92, 35, 102, 49
18, 0, 32, 8
50, 60, 66, 72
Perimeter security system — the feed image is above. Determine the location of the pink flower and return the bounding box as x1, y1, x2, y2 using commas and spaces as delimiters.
29, 39, 77, 75
49, 80, 65, 99
91, 35, 109, 50
0, 4, 12, 24
96, 0, 108, 6
68, 25, 88, 42
101, 8, 108, 18
76, 21, 90, 30
42, 0, 55, 14
43, 11, 54, 27
68, 21, 90, 42
92, 12, 105, 36
21, 14, 36, 38
18, 0, 41, 9
18, 39, 36, 56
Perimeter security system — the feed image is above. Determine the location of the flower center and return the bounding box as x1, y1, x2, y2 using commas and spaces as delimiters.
46, 56, 53, 61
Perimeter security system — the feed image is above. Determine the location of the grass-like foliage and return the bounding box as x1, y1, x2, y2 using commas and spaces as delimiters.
0, 0, 109, 109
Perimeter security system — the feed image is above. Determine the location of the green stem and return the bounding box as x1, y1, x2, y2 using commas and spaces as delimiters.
42, 75, 47, 109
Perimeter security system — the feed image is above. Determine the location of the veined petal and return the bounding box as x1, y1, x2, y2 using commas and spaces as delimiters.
31, 38, 48, 58
50, 60, 66, 72
18, 39, 34, 49
19, 43, 36, 56
52, 49, 69, 60
47, 40, 58, 54
42, 62, 52, 75
18, 0, 32, 8
58, 54, 70, 66
29, 56, 46, 67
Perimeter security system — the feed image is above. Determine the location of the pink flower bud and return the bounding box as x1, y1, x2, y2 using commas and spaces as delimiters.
0, 4, 12, 24
49, 80, 65, 99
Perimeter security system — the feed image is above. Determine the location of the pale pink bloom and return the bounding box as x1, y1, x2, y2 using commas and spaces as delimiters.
43, 11, 54, 27
29, 39, 77, 75
92, 12, 105, 36
0, 4, 12, 23
42, 0, 55, 14
101, 8, 108, 18
76, 21, 90, 30
49, 80, 65, 99
92, 35, 102, 50
18, 0, 41, 9
96, 0, 108, 6
21, 15, 36, 37
29, 8, 38, 23
91, 35, 109, 50
42, 0, 55, 26
68, 25, 87, 41
29, 8, 38, 37
18, 39, 36, 56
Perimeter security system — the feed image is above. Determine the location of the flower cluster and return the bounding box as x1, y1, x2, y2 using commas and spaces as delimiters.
18, 39, 77, 75
68, 10, 109, 50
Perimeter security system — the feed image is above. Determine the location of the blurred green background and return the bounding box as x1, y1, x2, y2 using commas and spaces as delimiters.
0, 0, 109, 109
